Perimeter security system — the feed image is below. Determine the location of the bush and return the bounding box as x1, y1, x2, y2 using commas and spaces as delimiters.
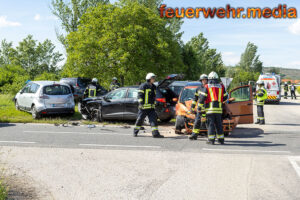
297, 86, 300, 94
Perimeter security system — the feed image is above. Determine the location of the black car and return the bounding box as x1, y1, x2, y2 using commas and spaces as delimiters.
60, 77, 91, 101
79, 75, 180, 122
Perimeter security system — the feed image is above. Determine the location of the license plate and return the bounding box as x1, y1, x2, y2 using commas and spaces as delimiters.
52, 104, 65, 108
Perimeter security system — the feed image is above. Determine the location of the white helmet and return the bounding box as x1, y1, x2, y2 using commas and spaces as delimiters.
208, 71, 219, 80
92, 78, 98, 83
199, 74, 208, 80
112, 77, 117, 81
146, 73, 156, 80
257, 80, 264, 85
285, 82, 287, 84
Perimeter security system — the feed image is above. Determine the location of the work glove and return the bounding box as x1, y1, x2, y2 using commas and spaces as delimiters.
201, 117, 206, 123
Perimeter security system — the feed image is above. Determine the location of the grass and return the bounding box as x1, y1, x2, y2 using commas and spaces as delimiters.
0, 94, 82, 124
0, 180, 7, 200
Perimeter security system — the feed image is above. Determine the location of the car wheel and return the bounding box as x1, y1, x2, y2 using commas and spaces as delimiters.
143, 117, 150, 126
175, 115, 185, 134
15, 100, 20, 110
96, 105, 103, 122
160, 117, 172, 123
31, 105, 41, 119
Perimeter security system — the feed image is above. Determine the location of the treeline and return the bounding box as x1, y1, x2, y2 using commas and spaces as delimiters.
0, 0, 263, 94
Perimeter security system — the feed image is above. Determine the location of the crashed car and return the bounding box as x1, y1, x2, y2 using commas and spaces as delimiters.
175, 82, 254, 135
79, 75, 180, 122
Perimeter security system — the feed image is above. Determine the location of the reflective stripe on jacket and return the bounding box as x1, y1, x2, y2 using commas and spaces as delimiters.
256, 87, 267, 106
138, 82, 156, 110
203, 83, 227, 114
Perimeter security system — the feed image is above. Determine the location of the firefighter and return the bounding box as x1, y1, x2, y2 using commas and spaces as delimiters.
110, 77, 120, 91
255, 80, 268, 125
290, 83, 297, 100
284, 82, 288, 99
189, 74, 208, 140
133, 73, 164, 138
84, 78, 107, 98
196, 71, 228, 145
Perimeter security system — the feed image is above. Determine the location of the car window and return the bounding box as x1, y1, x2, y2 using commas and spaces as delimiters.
29, 83, 40, 94
230, 86, 250, 102
127, 88, 138, 98
180, 87, 197, 102
78, 78, 91, 87
106, 89, 127, 100
22, 84, 32, 93
43, 85, 71, 95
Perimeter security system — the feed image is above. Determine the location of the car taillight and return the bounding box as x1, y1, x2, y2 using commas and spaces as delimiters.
277, 91, 279, 95
156, 98, 166, 103
165, 108, 170, 113
39, 95, 50, 99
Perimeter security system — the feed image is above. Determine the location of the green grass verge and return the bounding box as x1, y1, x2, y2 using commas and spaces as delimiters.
0, 179, 7, 200
0, 94, 82, 124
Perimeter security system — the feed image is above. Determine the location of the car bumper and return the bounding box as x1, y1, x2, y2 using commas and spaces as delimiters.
39, 108, 75, 115
157, 106, 176, 120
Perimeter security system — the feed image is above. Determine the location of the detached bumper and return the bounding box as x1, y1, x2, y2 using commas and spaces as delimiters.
39, 108, 75, 115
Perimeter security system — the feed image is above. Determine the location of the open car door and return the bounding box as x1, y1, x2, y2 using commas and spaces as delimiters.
227, 85, 253, 124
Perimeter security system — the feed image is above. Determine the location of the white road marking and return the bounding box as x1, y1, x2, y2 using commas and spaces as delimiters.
0, 141, 36, 144
202, 148, 291, 154
79, 144, 161, 149
288, 156, 300, 178
23, 131, 130, 136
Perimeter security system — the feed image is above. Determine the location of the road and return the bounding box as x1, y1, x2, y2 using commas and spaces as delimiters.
0, 98, 300, 199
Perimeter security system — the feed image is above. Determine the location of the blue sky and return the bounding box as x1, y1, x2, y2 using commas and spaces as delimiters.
0, 0, 299, 69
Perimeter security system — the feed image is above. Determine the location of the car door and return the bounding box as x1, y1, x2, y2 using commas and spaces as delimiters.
18, 83, 32, 110
27, 83, 40, 109
123, 88, 139, 120
101, 88, 127, 120
227, 85, 253, 124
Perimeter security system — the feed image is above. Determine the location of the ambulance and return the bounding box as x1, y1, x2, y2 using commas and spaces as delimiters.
257, 73, 281, 104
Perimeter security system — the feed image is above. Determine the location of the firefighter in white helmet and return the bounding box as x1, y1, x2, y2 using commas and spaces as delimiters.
189, 74, 208, 140
84, 78, 107, 98
133, 73, 164, 138
255, 80, 267, 125
195, 71, 228, 145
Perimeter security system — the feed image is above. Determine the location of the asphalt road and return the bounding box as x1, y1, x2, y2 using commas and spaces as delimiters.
0, 98, 300, 199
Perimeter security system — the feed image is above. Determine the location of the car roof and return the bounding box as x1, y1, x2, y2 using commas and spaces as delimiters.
30, 81, 70, 87
170, 81, 189, 86
185, 82, 202, 86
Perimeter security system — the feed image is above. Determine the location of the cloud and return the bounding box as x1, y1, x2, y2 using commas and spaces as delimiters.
222, 51, 240, 66
0, 16, 21, 28
288, 19, 300, 35
34, 14, 41, 21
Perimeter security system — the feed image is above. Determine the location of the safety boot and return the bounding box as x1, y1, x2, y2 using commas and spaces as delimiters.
152, 130, 164, 138
255, 120, 260, 124
133, 129, 139, 137
189, 132, 198, 140
218, 138, 225, 145
206, 140, 215, 145
260, 120, 265, 125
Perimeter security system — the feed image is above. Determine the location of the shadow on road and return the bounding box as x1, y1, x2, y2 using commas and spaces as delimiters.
230, 127, 264, 138
0, 123, 16, 128
268, 123, 300, 127
224, 140, 286, 147
276, 101, 299, 105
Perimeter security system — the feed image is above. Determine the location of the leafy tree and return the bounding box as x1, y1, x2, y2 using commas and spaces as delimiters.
64, 2, 184, 86
51, 0, 109, 46
182, 33, 225, 80
13, 35, 63, 79
0, 39, 16, 66
239, 42, 263, 73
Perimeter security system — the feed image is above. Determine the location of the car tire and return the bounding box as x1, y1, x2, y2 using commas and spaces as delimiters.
31, 105, 41, 119
96, 105, 103, 122
15, 100, 20, 110
160, 117, 172, 123
175, 115, 185, 134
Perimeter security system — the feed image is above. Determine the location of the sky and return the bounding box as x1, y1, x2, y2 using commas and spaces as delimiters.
0, 0, 299, 69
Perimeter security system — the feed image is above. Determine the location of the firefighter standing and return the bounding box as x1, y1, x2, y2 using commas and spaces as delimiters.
255, 80, 268, 125
284, 82, 288, 99
133, 73, 164, 138
84, 78, 107, 98
189, 74, 208, 140
290, 83, 297, 100
110, 77, 120, 91
197, 72, 228, 145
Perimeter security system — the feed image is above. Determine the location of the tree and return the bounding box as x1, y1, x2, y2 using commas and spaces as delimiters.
64, 2, 184, 86
182, 33, 225, 80
13, 35, 63, 79
51, 0, 109, 46
0, 39, 16, 66
239, 42, 263, 73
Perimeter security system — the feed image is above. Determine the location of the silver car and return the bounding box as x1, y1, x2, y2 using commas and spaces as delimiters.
15, 81, 75, 119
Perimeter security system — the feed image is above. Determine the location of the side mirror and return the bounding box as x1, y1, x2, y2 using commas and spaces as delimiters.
103, 96, 111, 102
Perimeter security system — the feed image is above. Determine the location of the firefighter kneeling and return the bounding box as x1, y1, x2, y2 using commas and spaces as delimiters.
133, 73, 164, 138
195, 71, 228, 145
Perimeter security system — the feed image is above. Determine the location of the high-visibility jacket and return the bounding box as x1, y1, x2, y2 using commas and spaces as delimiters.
284, 84, 289, 92
198, 83, 228, 114
84, 83, 107, 98
256, 87, 268, 106
110, 82, 120, 91
138, 82, 156, 109
191, 85, 207, 116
